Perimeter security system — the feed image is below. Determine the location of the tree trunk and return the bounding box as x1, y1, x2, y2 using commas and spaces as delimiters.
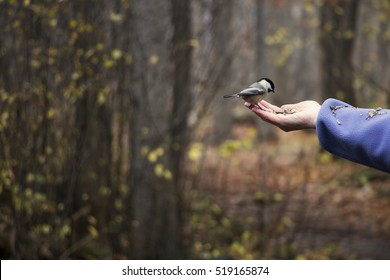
128, 0, 182, 259
168, 0, 193, 258
319, 0, 360, 105
210, 0, 235, 144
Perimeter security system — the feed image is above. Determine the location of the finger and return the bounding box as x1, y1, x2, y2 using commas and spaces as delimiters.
250, 105, 284, 122
258, 100, 282, 111
280, 104, 297, 110
244, 102, 252, 108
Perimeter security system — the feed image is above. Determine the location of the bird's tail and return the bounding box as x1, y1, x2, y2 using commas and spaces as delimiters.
223, 93, 237, 98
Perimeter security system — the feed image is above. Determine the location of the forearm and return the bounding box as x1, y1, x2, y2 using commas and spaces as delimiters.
316, 99, 390, 173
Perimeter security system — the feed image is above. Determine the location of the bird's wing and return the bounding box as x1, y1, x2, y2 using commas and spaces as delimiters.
223, 93, 239, 98
238, 87, 266, 96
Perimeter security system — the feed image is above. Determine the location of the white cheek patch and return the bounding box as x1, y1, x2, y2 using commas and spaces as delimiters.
259, 79, 271, 90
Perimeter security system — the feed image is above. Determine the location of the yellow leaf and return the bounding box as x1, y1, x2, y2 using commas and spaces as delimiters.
48, 57, 55, 65
98, 186, 111, 196
112, 49, 123, 60
221, 217, 230, 228
241, 230, 251, 241
154, 163, 164, 176
148, 147, 164, 163
163, 169, 172, 181
96, 43, 105, 51
188, 39, 199, 47
273, 192, 285, 202
58, 225, 71, 239
26, 174, 35, 183
88, 215, 97, 225
104, 59, 115, 68
148, 152, 158, 163
71, 72, 80, 80
31, 60, 41, 68
155, 147, 164, 156
114, 199, 122, 210
219, 140, 241, 158
49, 19, 57, 28
149, 54, 159, 65
97, 89, 107, 105
68, 19, 78, 29
141, 146, 150, 157
88, 225, 99, 238
335, 6, 344, 15
282, 217, 295, 228
110, 12, 123, 23
13, 20, 20, 28
47, 108, 55, 119
210, 203, 221, 215
188, 142, 203, 161
45, 146, 53, 155
254, 191, 269, 203
84, 48, 95, 58
0, 112, 9, 128
40, 224, 51, 235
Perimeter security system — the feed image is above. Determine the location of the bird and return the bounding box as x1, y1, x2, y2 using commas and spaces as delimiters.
223, 78, 275, 110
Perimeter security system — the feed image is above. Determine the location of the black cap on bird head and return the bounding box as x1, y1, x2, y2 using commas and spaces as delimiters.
257, 78, 275, 93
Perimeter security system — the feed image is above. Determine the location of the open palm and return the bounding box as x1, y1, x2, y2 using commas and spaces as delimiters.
245, 100, 321, 132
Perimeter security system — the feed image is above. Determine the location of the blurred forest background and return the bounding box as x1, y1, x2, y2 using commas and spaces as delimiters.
2, 0, 390, 260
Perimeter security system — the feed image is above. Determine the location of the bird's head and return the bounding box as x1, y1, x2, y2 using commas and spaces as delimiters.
250, 78, 275, 93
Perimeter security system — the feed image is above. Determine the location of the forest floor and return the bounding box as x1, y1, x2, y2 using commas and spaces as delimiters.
188, 123, 390, 259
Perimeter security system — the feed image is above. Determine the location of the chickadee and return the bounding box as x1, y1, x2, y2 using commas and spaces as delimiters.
223, 78, 275, 110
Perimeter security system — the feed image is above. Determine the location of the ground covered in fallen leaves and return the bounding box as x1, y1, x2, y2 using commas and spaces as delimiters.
185, 124, 390, 259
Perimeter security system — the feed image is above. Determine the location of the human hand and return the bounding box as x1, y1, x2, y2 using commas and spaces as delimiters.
245, 100, 321, 132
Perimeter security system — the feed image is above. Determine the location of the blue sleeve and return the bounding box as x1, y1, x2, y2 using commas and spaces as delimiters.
316, 98, 390, 173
